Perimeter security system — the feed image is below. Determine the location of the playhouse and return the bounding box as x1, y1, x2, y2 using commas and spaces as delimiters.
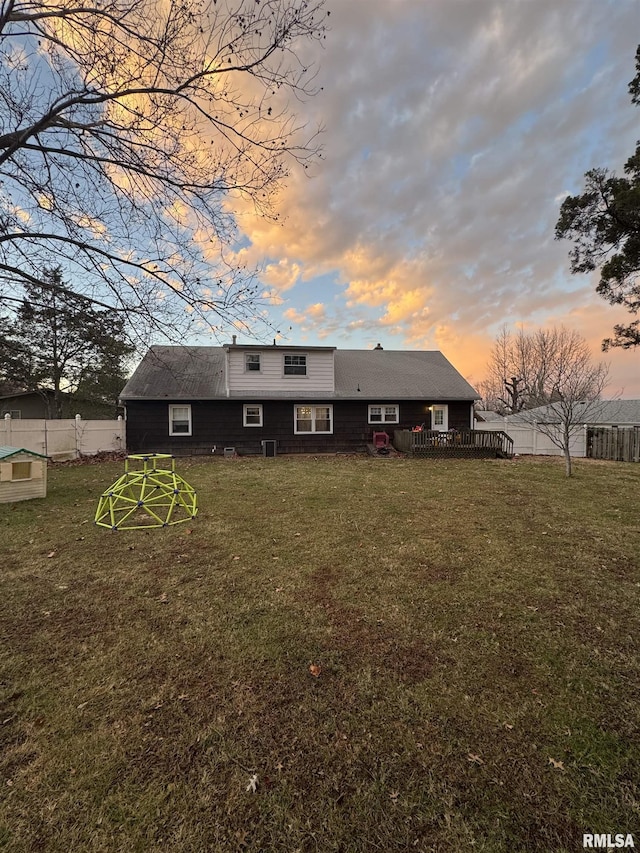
0, 446, 48, 503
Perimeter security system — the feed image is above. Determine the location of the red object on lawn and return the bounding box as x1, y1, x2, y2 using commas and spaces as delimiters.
373, 431, 390, 448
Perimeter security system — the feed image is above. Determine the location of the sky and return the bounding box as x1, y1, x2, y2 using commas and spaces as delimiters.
220, 0, 640, 398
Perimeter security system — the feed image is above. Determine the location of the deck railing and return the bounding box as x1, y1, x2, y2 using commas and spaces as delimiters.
393, 429, 514, 458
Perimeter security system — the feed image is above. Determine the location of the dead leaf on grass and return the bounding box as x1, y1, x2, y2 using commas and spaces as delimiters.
467, 753, 484, 765
246, 774, 258, 793
548, 757, 565, 771
47, 551, 56, 558
309, 664, 322, 678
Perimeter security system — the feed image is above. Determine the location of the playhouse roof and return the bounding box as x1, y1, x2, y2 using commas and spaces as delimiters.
0, 446, 48, 460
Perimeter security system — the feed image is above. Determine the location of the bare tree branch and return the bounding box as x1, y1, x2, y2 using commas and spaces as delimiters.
488, 326, 610, 476
0, 0, 328, 341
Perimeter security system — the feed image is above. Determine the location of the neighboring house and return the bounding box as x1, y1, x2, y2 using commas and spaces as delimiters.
474, 410, 507, 424
0, 390, 119, 420
476, 400, 640, 457
0, 391, 56, 419
512, 400, 640, 428
120, 343, 479, 455
479, 400, 640, 429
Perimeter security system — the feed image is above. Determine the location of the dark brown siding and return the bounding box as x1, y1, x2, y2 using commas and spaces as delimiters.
125, 399, 473, 455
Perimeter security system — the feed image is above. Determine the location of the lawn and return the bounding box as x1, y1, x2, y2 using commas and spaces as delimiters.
1, 455, 639, 852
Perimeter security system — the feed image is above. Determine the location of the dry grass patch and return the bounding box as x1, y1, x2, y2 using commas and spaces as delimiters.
1, 455, 639, 852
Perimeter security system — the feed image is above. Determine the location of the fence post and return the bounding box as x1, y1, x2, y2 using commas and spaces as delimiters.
75, 414, 82, 458
3, 412, 10, 447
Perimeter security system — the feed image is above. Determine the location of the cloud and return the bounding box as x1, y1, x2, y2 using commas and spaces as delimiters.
219, 0, 640, 394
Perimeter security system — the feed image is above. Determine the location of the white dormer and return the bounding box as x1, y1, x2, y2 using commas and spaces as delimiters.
225, 344, 336, 396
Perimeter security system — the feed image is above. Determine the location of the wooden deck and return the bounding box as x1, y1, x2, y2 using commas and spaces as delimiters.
393, 429, 514, 459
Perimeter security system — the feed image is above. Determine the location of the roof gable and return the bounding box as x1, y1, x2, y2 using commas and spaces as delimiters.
0, 446, 48, 460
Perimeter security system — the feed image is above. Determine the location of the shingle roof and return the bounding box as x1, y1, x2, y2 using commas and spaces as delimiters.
504, 399, 640, 425
120, 346, 478, 401
475, 410, 506, 422
334, 350, 477, 399
120, 346, 226, 400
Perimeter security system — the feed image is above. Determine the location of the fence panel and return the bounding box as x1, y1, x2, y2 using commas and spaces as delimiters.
477, 421, 586, 457
0, 417, 125, 459
588, 427, 640, 462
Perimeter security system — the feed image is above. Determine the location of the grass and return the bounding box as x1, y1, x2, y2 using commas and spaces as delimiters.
1, 454, 639, 852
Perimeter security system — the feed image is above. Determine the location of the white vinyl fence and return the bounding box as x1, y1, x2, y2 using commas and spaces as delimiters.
476, 420, 587, 458
1, 415, 126, 460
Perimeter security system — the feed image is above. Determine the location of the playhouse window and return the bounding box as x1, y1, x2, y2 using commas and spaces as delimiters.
12, 461, 32, 480
169, 405, 192, 435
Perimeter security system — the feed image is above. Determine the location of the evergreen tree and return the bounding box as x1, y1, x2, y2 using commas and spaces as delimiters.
556, 45, 640, 350
0, 266, 134, 417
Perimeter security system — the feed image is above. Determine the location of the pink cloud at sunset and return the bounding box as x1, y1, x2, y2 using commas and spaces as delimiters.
206, 0, 640, 396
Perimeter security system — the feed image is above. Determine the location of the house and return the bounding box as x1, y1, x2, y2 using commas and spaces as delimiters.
475, 400, 640, 458
0, 389, 119, 420
0, 446, 48, 503
477, 400, 640, 429
120, 343, 478, 455
0, 390, 58, 419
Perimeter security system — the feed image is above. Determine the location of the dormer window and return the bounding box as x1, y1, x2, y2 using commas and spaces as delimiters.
245, 353, 261, 372
284, 354, 306, 376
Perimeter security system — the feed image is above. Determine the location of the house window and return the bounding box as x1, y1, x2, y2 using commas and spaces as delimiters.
243, 404, 263, 427
284, 354, 307, 376
368, 404, 399, 424
245, 353, 261, 372
12, 461, 32, 480
169, 404, 192, 436
294, 405, 333, 434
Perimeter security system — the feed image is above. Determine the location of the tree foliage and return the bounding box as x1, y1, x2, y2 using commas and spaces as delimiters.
0, 0, 327, 339
555, 44, 640, 350
0, 266, 134, 416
